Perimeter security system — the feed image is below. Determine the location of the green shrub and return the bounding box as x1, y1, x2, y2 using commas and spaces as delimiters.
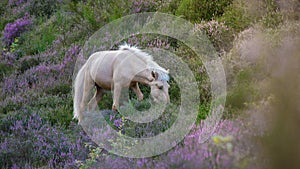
158, 0, 182, 14
0, 18, 13, 32
219, 0, 284, 33
261, 11, 283, 28
226, 69, 256, 110
109, 102, 178, 137
28, 0, 62, 18
97, 92, 113, 110
196, 102, 210, 123
18, 23, 56, 55
218, 1, 254, 33
168, 78, 181, 105
176, 0, 233, 22
44, 83, 72, 95
260, 2, 283, 28
19, 57, 40, 73
0, 100, 21, 115
28, 94, 74, 126
44, 104, 73, 126
0, 0, 8, 16
67, 0, 130, 32
0, 1, 11, 30
0, 63, 13, 81
17, 10, 75, 55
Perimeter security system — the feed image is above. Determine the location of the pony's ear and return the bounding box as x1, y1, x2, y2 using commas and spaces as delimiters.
152, 71, 159, 80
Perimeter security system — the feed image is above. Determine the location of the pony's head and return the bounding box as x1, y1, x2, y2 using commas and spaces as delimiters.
149, 70, 170, 104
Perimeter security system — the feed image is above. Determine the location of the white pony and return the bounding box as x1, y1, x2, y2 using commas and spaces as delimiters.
73, 45, 170, 122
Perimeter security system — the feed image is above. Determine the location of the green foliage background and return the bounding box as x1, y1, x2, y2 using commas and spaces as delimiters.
0, 0, 299, 168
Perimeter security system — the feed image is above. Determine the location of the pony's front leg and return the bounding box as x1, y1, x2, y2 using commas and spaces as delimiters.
112, 84, 122, 111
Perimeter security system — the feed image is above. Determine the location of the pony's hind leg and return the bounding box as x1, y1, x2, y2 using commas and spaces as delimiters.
88, 85, 104, 112
131, 82, 144, 101
79, 71, 94, 122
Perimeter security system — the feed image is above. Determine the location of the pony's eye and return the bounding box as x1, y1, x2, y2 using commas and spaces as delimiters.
156, 84, 163, 90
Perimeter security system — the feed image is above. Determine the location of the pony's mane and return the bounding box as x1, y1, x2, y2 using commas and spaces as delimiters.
119, 44, 153, 61
119, 44, 170, 81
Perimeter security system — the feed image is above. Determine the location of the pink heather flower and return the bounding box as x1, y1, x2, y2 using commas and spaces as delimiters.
109, 114, 115, 121
3, 13, 32, 46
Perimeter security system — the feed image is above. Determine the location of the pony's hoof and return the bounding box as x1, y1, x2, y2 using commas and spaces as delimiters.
112, 105, 118, 111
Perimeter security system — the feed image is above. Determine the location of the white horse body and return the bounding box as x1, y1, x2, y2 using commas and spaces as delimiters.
73, 45, 170, 122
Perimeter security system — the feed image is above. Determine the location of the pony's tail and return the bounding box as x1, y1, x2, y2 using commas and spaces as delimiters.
73, 64, 86, 120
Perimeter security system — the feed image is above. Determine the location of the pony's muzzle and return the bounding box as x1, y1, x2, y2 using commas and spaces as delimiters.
166, 96, 170, 104
151, 94, 170, 104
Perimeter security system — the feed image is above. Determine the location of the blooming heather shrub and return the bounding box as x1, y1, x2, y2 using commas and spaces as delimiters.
79, 117, 265, 169
18, 46, 59, 67
4, 1, 32, 22
8, 0, 27, 7
118, 34, 172, 50
146, 37, 171, 49
8, 45, 78, 91
142, 118, 264, 169
0, 94, 27, 114
63, 45, 81, 73
0, 45, 80, 118
1, 51, 16, 66
195, 20, 231, 52
131, 0, 159, 13
3, 13, 32, 46
0, 112, 90, 168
